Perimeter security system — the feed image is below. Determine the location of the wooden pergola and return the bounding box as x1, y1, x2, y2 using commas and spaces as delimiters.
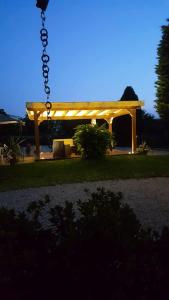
26, 100, 144, 159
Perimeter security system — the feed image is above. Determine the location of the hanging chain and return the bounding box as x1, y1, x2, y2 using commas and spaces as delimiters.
40, 10, 52, 120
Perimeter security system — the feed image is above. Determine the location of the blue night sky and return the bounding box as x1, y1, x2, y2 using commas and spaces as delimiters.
0, 0, 169, 117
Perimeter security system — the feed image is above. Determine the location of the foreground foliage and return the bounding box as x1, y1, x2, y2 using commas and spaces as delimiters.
0, 188, 169, 299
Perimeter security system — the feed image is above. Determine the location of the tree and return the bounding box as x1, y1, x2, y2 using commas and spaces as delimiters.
155, 19, 169, 124
120, 86, 139, 101
113, 86, 141, 146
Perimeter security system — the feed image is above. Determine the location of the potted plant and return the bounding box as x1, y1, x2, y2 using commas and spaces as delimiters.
136, 142, 150, 155
2, 137, 24, 165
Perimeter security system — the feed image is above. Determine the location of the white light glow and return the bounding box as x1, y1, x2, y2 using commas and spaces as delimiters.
42, 112, 48, 117
98, 110, 110, 116
114, 109, 122, 114
54, 111, 65, 117
42, 111, 54, 117
50, 111, 55, 117
66, 110, 78, 117
76, 110, 88, 117
87, 110, 99, 116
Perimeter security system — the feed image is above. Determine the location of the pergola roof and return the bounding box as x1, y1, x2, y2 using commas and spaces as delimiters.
26, 100, 144, 121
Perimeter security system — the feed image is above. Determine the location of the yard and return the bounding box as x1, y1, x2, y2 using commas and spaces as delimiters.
1, 154, 169, 191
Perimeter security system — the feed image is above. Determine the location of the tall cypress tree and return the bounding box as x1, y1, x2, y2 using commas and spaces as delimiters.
155, 19, 169, 123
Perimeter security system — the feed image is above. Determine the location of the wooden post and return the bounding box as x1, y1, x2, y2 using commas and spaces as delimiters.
91, 119, 96, 126
108, 122, 112, 134
34, 112, 40, 160
104, 118, 114, 154
105, 117, 113, 134
131, 109, 136, 154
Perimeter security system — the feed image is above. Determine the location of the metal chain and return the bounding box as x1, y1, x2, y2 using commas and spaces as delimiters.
40, 10, 52, 120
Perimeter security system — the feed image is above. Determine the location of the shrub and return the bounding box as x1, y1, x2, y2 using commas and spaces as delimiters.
73, 124, 112, 159
0, 189, 169, 299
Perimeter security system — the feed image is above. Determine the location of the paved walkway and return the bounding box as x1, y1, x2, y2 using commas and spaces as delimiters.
0, 177, 169, 232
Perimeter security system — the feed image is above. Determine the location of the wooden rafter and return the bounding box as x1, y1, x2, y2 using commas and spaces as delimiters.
26, 101, 144, 121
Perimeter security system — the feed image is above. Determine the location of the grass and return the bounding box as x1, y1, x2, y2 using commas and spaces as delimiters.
0, 155, 169, 191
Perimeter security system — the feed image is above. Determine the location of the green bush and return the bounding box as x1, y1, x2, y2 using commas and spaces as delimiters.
73, 124, 113, 159
0, 189, 169, 299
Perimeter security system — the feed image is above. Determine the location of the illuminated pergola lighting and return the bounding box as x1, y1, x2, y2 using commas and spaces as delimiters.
30, 111, 34, 116
87, 110, 99, 116
66, 110, 79, 117
76, 110, 88, 117
42, 111, 48, 117
54, 111, 65, 117
26, 100, 144, 157
27, 101, 144, 121
98, 109, 110, 116
114, 109, 122, 114
42, 111, 55, 117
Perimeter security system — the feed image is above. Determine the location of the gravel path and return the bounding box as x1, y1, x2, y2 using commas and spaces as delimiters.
0, 178, 169, 232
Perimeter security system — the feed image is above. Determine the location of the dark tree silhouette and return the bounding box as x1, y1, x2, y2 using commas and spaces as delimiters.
113, 86, 141, 146
120, 86, 139, 101
155, 19, 169, 124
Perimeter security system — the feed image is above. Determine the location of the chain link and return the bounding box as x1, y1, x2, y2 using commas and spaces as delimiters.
40, 10, 52, 120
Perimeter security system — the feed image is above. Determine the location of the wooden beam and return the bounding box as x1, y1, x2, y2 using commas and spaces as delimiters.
26, 100, 144, 112
28, 115, 117, 121
26, 102, 144, 123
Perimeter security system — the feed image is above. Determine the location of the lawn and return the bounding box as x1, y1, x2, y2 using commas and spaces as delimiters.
0, 155, 169, 191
